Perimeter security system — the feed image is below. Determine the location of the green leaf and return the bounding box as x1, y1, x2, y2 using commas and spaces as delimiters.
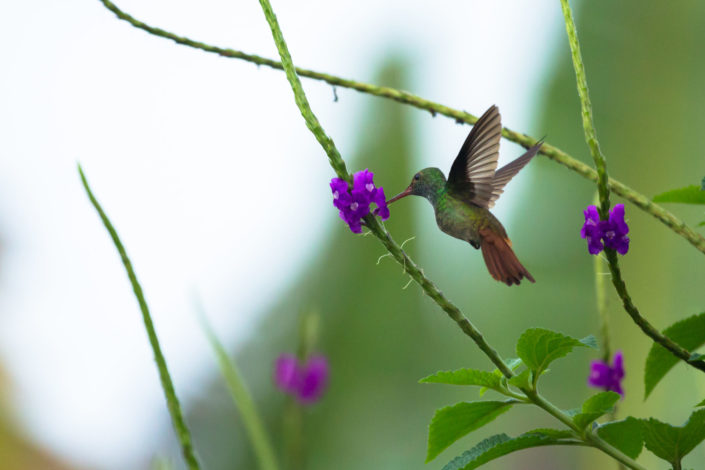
699, 221, 705, 227
507, 369, 532, 389
702, 176, 705, 191
441, 429, 576, 470
426, 401, 514, 462
596, 417, 644, 459
479, 358, 522, 396
696, 398, 705, 407
573, 392, 620, 429
516, 328, 593, 375
420, 369, 502, 391
653, 185, 705, 205
644, 312, 705, 399
641, 409, 705, 467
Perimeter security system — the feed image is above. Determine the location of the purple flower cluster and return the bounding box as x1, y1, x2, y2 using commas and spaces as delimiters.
580, 204, 630, 255
274, 354, 329, 404
588, 351, 625, 396
330, 169, 390, 233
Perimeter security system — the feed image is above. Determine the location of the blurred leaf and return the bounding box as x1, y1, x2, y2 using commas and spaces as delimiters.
479, 358, 522, 397
596, 417, 643, 459
641, 409, 705, 467
699, 221, 705, 227
652, 185, 705, 205
702, 176, 705, 191
420, 369, 502, 391
507, 370, 532, 389
644, 312, 705, 399
426, 401, 514, 462
516, 328, 594, 376
572, 392, 620, 429
580, 335, 598, 349
697, 398, 705, 407
441, 429, 576, 470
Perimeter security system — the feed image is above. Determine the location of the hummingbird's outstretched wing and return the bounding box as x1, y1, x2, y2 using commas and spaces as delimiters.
447, 105, 502, 208
487, 140, 543, 208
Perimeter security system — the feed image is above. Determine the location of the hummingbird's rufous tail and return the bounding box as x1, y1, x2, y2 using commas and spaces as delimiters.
479, 228, 535, 286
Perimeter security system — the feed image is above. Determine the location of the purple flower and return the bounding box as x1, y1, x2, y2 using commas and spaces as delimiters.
297, 356, 329, 404
603, 204, 630, 254
330, 169, 390, 233
274, 354, 329, 405
274, 354, 300, 393
579, 204, 630, 255
588, 351, 625, 396
580, 205, 604, 255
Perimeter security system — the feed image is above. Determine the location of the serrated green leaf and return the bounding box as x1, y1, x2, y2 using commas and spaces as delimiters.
507, 369, 532, 389
653, 185, 705, 205
479, 358, 522, 396
441, 429, 577, 470
516, 328, 591, 375
596, 417, 643, 459
420, 369, 502, 392
426, 401, 514, 462
580, 335, 598, 349
573, 392, 620, 429
641, 409, 705, 466
644, 312, 705, 399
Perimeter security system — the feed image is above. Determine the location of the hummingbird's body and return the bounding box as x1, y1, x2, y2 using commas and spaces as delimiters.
387, 106, 542, 285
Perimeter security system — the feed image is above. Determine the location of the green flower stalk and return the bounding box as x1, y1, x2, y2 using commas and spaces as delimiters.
78, 166, 201, 470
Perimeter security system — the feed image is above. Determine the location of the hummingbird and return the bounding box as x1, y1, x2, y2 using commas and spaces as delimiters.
387, 105, 542, 286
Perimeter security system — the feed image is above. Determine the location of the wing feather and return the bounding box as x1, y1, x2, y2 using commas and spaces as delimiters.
447, 106, 502, 208
487, 141, 543, 208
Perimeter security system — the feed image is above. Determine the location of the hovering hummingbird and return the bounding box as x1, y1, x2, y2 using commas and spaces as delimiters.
387, 105, 542, 286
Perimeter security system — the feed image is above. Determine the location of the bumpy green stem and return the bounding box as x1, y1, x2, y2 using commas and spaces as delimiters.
95, 0, 705, 255
197, 305, 279, 470
78, 166, 201, 470
252, 2, 647, 468
560, 0, 705, 374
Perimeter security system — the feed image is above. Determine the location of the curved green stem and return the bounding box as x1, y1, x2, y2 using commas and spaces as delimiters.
95, 0, 705, 255
525, 390, 647, 470
79, 166, 201, 470
560, 0, 705, 374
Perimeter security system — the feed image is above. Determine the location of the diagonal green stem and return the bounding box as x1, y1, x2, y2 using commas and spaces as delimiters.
252, 1, 646, 468
559, 0, 705, 374
78, 166, 201, 470
196, 302, 279, 470
95, 0, 705, 256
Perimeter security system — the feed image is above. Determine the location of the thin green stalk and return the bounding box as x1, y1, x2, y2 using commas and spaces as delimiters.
78, 166, 200, 470
604, 249, 705, 372
95, 0, 705, 255
559, 0, 610, 217
559, 0, 705, 374
594, 253, 610, 362
525, 390, 647, 470
253, 2, 646, 468
197, 303, 279, 470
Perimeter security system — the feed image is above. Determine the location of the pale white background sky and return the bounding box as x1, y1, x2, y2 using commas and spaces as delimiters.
0, 1, 563, 468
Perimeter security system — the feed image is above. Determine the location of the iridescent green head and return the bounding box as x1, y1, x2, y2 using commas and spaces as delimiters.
387, 167, 447, 204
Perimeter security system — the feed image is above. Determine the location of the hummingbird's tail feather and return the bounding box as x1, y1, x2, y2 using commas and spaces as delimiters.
479, 228, 535, 286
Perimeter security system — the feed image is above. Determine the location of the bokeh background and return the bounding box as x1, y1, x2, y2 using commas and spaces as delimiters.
2, 0, 705, 469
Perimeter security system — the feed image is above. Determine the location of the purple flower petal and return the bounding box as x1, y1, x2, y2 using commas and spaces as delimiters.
587, 351, 625, 396
297, 356, 329, 404
274, 354, 300, 394
373, 187, 390, 220
581, 205, 604, 254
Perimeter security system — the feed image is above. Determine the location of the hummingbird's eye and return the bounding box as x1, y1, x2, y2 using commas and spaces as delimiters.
414, 173, 420, 181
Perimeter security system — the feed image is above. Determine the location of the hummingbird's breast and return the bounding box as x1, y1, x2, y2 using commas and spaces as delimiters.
434, 192, 503, 248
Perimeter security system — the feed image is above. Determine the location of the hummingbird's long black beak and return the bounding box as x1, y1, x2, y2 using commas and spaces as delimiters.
387, 186, 412, 204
